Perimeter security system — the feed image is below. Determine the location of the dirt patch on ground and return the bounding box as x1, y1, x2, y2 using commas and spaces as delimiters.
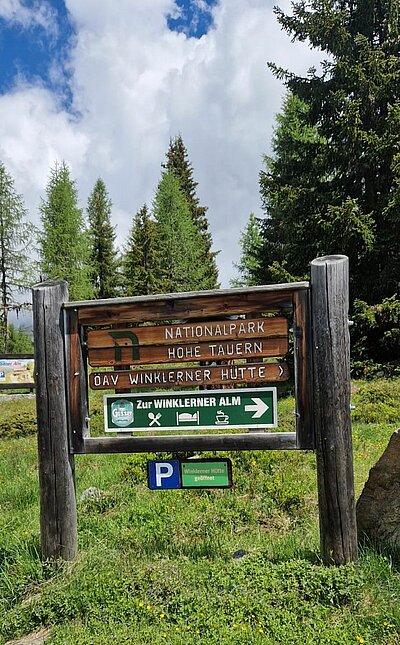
5, 627, 51, 645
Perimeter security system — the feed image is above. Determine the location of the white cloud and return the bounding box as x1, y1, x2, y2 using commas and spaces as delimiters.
0, 85, 89, 217
0, 0, 57, 33
0, 0, 323, 286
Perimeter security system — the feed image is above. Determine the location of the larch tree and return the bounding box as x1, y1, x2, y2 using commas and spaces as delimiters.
122, 204, 160, 296
164, 135, 219, 289
0, 161, 36, 352
39, 161, 93, 301
152, 171, 203, 294
87, 178, 119, 299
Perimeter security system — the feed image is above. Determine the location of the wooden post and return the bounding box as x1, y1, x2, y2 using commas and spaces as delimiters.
65, 308, 90, 454
310, 255, 357, 564
293, 289, 315, 449
32, 280, 77, 561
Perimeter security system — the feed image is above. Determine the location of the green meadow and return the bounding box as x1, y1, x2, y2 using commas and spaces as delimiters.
0, 380, 399, 644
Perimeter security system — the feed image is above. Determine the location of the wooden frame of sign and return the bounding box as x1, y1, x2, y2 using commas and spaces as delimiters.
63, 281, 313, 455
32, 257, 357, 565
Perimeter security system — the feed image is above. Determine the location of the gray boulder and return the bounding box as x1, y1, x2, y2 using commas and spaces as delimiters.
357, 429, 400, 547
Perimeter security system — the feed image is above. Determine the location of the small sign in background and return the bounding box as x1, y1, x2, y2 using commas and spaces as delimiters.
0, 355, 35, 389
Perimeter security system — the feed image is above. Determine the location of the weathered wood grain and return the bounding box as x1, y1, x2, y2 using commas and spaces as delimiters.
0, 353, 34, 358
70, 283, 308, 326
88, 336, 289, 367
65, 308, 90, 453
32, 280, 77, 561
89, 362, 289, 390
311, 255, 357, 565
293, 289, 315, 449
81, 432, 298, 454
87, 317, 288, 348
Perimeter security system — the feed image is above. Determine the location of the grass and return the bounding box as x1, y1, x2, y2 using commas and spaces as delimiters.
0, 380, 400, 643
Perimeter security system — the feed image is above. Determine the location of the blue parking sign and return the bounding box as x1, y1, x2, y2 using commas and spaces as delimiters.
147, 460, 181, 490
0, 371, 5, 381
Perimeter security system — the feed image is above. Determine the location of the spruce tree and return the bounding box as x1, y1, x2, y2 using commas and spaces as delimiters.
259, 93, 374, 288
261, 0, 400, 303
152, 171, 203, 294
0, 161, 36, 352
40, 161, 93, 301
231, 213, 263, 287
122, 205, 160, 296
164, 135, 219, 289
87, 178, 119, 299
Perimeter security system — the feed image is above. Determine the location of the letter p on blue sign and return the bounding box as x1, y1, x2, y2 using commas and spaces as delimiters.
147, 460, 181, 489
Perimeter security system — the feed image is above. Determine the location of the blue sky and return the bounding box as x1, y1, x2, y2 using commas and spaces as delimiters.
0, 1, 73, 98
0, 0, 320, 287
167, 0, 218, 38
0, 0, 217, 102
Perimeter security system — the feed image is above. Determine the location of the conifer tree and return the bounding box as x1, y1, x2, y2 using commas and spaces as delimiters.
259, 93, 374, 288
40, 161, 93, 301
87, 178, 119, 299
152, 171, 203, 293
7, 323, 33, 353
0, 161, 36, 352
122, 205, 160, 296
231, 213, 263, 287
260, 0, 400, 303
164, 135, 219, 289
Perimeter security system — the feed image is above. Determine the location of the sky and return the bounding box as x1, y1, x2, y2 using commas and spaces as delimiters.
0, 0, 323, 289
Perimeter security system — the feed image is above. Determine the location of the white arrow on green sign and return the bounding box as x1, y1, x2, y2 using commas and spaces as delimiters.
104, 387, 277, 432
244, 398, 270, 418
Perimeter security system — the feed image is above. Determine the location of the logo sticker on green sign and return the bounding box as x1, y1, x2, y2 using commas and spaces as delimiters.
110, 399, 134, 427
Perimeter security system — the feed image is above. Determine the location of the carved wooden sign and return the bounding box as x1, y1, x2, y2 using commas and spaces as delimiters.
89, 361, 289, 390
87, 317, 289, 368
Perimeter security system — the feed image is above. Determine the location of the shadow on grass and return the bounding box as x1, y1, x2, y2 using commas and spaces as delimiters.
358, 532, 400, 572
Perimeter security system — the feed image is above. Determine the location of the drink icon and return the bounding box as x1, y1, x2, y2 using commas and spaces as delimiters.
215, 410, 229, 425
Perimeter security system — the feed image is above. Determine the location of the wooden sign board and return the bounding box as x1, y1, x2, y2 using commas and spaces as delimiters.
87, 317, 286, 347
90, 361, 289, 390
87, 317, 289, 367
88, 337, 289, 367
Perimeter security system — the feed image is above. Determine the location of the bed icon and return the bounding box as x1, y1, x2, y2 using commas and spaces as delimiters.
176, 411, 200, 425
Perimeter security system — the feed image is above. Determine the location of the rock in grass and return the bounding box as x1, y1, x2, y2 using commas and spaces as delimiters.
356, 429, 400, 547
80, 487, 105, 502
232, 549, 250, 560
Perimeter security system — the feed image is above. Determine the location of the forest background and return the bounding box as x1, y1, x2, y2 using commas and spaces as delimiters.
1, 0, 400, 377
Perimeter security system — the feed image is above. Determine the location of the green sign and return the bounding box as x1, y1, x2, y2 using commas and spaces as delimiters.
104, 387, 277, 432
181, 459, 232, 488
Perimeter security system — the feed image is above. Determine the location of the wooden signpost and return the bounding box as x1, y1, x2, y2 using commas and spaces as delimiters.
32, 255, 357, 565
